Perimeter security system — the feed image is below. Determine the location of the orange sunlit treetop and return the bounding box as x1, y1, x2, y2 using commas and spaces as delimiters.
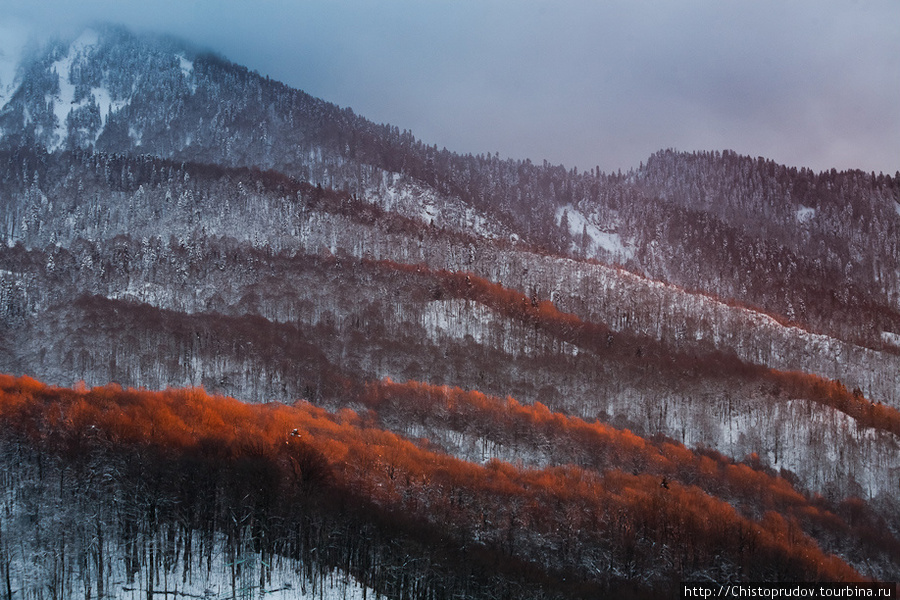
0, 373, 871, 583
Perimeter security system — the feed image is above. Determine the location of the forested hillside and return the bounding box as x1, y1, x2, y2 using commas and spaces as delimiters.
3, 374, 895, 600
0, 24, 898, 597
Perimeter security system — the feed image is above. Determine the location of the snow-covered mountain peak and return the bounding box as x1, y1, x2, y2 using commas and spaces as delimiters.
0, 24, 208, 152
0, 21, 31, 109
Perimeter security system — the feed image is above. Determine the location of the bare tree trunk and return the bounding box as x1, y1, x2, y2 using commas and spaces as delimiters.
97, 515, 104, 600
0, 515, 12, 600
147, 538, 154, 600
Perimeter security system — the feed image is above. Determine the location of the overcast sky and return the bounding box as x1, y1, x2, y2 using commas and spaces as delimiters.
2, 1, 898, 174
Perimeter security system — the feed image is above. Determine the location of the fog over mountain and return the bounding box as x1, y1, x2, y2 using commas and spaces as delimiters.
2, 0, 898, 175
0, 20, 898, 600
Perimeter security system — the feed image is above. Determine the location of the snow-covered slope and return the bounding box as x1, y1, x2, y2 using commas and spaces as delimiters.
556, 204, 633, 259
0, 21, 29, 109
5, 538, 373, 600
369, 171, 512, 240
0, 27, 899, 586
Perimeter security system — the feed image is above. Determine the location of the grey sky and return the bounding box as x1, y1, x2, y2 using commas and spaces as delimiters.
3, 0, 898, 174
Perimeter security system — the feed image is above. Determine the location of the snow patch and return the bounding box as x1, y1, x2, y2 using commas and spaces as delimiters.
796, 206, 816, 223
128, 125, 143, 146
178, 53, 193, 76
369, 173, 508, 239
881, 331, 900, 348
177, 53, 197, 92
556, 205, 633, 259
178, 54, 194, 77
421, 201, 437, 222
48, 65, 76, 148
91, 85, 128, 123
47, 29, 101, 150
418, 298, 579, 358
43, 30, 133, 147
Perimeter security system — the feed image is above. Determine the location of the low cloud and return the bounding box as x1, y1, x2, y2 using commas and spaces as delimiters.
2, 0, 898, 174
